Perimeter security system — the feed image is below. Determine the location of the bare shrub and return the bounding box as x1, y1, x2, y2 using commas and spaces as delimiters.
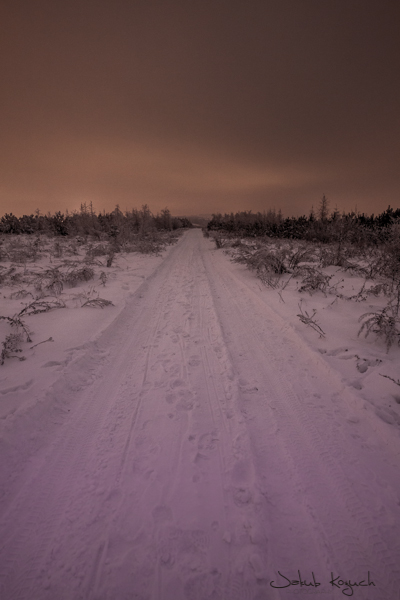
9, 247, 36, 264
18, 298, 66, 317
86, 243, 109, 258
366, 283, 391, 297
131, 237, 162, 254
297, 267, 333, 295
297, 302, 325, 337
1, 332, 25, 365
52, 241, 62, 258
214, 234, 227, 249
380, 224, 400, 291
0, 314, 32, 365
44, 268, 64, 295
106, 252, 115, 267
82, 297, 114, 308
287, 246, 316, 269
9, 289, 35, 300
10, 270, 23, 285
0, 246, 9, 262
233, 245, 289, 288
47, 279, 63, 295
358, 303, 400, 352
64, 267, 94, 287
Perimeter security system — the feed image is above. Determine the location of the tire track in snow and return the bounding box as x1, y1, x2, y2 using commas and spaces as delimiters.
1, 229, 399, 599
0, 243, 190, 600
193, 249, 272, 598
82, 233, 273, 599
203, 235, 400, 599
86, 252, 204, 599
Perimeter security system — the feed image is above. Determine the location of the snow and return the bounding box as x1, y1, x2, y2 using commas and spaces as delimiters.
0, 228, 399, 599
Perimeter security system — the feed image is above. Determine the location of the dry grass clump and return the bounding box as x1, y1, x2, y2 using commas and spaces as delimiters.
297, 303, 325, 338
297, 267, 334, 295
248, 247, 289, 274
64, 266, 94, 287
86, 243, 109, 258
129, 237, 163, 254
6, 239, 40, 264
82, 297, 114, 308
214, 234, 226, 249
232, 242, 291, 288
32, 264, 95, 295
378, 226, 400, 290
9, 289, 35, 300
0, 314, 32, 364
249, 248, 288, 288
18, 298, 66, 316
287, 246, 317, 269
358, 302, 400, 353
0, 293, 67, 364
318, 242, 360, 269
1, 332, 25, 365
0, 315, 32, 342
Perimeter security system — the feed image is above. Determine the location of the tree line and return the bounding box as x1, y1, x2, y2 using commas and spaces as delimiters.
207, 197, 400, 245
0, 204, 193, 237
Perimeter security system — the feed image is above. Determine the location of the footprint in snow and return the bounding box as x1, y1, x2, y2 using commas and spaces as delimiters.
188, 355, 201, 367
323, 347, 360, 361
176, 397, 194, 411
356, 358, 382, 373
194, 452, 209, 464
41, 360, 63, 368
239, 377, 259, 394
233, 487, 253, 506
171, 378, 185, 389
351, 380, 363, 390
326, 346, 350, 357
198, 432, 219, 451
0, 379, 34, 395
375, 408, 400, 426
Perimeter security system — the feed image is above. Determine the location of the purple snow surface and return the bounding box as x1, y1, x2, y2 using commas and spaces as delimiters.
1, 229, 399, 599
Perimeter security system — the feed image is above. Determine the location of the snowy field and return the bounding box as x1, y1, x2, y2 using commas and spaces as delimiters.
0, 228, 399, 599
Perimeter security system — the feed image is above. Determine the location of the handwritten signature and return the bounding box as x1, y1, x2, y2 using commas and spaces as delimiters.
270, 570, 375, 596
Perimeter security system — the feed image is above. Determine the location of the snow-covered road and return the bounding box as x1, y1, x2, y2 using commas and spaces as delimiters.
1, 229, 399, 599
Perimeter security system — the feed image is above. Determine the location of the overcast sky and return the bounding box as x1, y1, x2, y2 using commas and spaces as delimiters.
1, 0, 399, 218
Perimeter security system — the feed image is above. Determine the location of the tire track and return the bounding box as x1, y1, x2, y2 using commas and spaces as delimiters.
2, 229, 399, 599
0, 236, 192, 600
203, 236, 400, 599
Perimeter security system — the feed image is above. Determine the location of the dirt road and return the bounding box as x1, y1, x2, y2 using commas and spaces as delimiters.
1, 229, 399, 599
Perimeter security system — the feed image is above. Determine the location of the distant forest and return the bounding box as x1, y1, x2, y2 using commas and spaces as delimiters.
2, 198, 399, 247
207, 197, 400, 245
0, 204, 193, 237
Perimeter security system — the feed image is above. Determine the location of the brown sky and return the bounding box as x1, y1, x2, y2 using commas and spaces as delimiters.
1, 0, 399, 218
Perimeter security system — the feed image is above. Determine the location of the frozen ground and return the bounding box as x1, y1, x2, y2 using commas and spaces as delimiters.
0, 228, 400, 599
